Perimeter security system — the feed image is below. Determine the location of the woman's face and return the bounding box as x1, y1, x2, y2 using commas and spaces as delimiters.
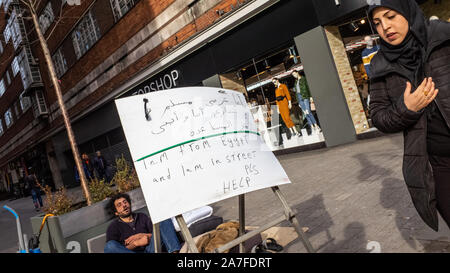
372, 7, 409, 46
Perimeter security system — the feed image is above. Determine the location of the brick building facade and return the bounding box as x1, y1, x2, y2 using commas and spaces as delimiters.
0, 0, 254, 193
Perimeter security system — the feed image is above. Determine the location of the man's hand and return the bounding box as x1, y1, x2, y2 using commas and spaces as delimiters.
288, 101, 292, 109
125, 233, 151, 249
404, 78, 439, 112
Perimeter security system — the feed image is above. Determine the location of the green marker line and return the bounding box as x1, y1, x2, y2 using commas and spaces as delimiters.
136, 130, 260, 162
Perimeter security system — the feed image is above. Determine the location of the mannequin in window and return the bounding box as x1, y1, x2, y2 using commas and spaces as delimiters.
361, 35, 380, 110
291, 71, 321, 132
272, 78, 300, 137
361, 35, 380, 79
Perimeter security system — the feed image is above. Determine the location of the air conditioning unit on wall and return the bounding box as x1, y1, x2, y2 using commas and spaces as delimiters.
32, 90, 49, 118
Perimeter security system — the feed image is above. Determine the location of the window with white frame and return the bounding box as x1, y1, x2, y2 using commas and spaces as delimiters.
110, 0, 138, 22
0, 118, 3, 136
3, 0, 11, 12
71, 11, 101, 59
13, 101, 20, 118
12, 57, 19, 77
52, 48, 68, 78
8, 9, 25, 50
6, 70, 11, 86
4, 108, 13, 128
16, 49, 28, 88
39, 2, 55, 34
0, 79, 5, 97
3, 24, 11, 44
19, 91, 31, 112
16, 47, 42, 90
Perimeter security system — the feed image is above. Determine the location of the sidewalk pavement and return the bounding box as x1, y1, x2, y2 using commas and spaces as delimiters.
1, 133, 449, 253
210, 133, 450, 253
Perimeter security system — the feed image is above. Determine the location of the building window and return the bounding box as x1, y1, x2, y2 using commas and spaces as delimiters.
8, 8, 26, 50
19, 91, 31, 112
5, 70, 11, 86
0, 39, 3, 54
12, 57, 20, 77
0, 79, 5, 97
16, 47, 42, 90
110, 0, 138, 21
3, 24, 11, 44
13, 101, 20, 119
4, 108, 13, 128
3, 0, 12, 12
16, 48, 29, 89
0, 119, 3, 136
39, 2, 55, 34
52, 48, 68, 78
71, 11, 101, 59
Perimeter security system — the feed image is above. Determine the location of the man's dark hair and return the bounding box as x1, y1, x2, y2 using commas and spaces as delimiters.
106, 193, 132, 216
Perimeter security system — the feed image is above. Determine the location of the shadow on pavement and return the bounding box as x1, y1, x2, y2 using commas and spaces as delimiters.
284, 194, 335, 252
319, 222, 368, 253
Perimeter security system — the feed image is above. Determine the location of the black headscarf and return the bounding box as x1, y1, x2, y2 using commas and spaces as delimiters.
367, 0, 429, 86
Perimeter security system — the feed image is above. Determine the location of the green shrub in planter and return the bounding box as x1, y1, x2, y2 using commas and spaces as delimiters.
111, 155, 140, 193
41, 185, 76, 216
89, 178, 115, 203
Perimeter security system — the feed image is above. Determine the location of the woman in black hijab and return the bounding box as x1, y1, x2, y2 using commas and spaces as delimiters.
368, 0, 450, 231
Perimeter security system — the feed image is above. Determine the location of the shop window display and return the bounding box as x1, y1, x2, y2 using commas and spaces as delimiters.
339, 15, 380, 130
219, 46, 325, 151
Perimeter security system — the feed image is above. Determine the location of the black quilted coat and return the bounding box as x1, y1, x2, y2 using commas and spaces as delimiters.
369, 20, 450, 231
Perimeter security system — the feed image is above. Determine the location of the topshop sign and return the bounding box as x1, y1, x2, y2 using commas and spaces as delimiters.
128, 69, 181, 96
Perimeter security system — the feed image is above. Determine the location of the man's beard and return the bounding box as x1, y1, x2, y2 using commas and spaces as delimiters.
119, 209, 132, 219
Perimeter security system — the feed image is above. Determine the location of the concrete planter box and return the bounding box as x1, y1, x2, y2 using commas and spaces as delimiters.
30, 187, 146, 253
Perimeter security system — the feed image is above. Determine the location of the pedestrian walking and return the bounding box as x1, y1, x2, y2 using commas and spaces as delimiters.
93, 151, 108, 181
25, 169, 43, 212
368, 0, 450, 230
74, 153, 94, 184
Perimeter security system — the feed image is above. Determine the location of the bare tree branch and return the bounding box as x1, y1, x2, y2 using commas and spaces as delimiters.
45, 3, 78, 43
18, 0, 32, 11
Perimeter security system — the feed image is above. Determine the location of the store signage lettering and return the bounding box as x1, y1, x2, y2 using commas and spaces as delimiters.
132, 70, 180, 96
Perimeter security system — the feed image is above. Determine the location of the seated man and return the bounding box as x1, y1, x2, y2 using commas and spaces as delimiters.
104, 193, 181, 253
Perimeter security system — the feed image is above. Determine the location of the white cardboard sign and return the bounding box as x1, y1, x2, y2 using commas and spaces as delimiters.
115, 87, 290, 223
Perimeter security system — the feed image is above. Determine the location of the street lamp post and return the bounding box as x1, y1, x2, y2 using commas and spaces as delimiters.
26, 0, 93, 205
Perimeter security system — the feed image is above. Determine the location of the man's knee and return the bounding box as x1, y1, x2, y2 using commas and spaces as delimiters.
104, 240, 124, 253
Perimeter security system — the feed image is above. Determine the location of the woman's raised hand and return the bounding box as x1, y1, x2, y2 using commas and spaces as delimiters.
404, 77, 439, 112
